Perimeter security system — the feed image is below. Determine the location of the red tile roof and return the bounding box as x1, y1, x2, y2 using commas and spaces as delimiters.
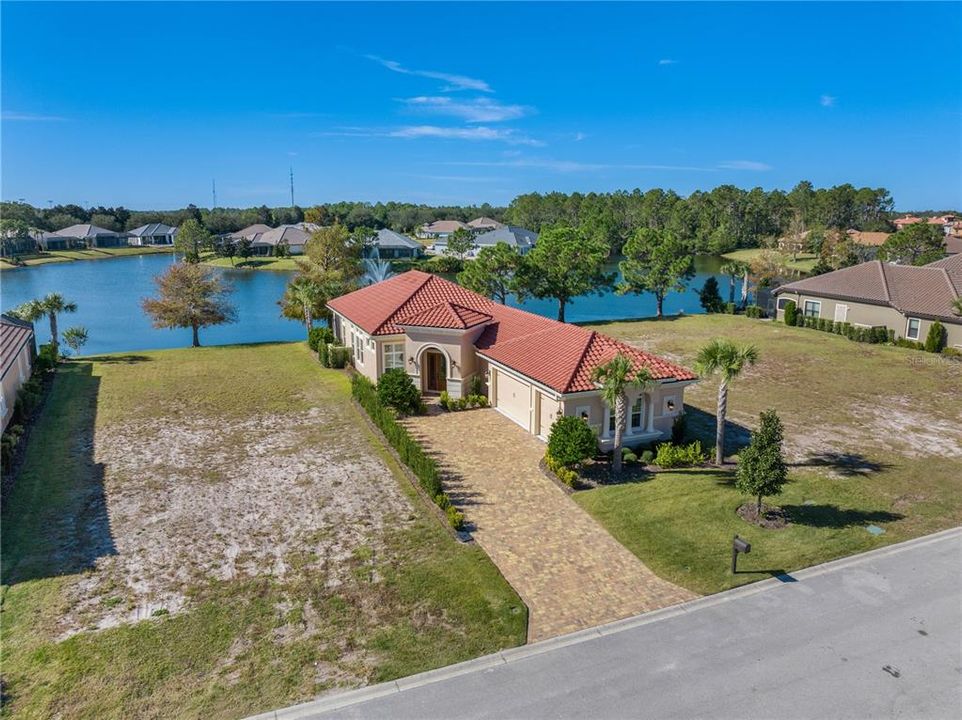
397, 301, 492, 329
328, 271, 696, 394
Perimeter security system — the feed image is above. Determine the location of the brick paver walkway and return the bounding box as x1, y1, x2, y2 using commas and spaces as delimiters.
403, 408, 696, 642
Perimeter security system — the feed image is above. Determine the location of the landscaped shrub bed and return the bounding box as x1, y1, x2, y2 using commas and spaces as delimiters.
438, 391, 489, 411
790, 312, 896, 345
307, 326, 334, 352
351, 374, 463, 529
653, 440, 709, 468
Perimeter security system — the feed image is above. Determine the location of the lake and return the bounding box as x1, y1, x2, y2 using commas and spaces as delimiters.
0, 254, 734, 355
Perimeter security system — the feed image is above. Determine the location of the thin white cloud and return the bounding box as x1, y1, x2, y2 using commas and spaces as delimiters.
718, 160, 772, 171
658, 59, 678, 66
314, 125, 542, 146
820, 95, 837, 107
441, 158, 715, 173
2, 111, 67, 121
365, 55, 492, 92
403, 173, 507, 183
399, 96, 530, 122
390, 125, 543, 146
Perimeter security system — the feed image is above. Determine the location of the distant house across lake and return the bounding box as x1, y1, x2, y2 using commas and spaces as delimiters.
473, 225, 538, 254
128, 223, 177, 246
44, 223, 129, 249
368, 228, 424, 259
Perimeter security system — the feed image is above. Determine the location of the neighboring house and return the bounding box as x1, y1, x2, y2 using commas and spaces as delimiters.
368, 228, 424, 259
776, 229, 812, 255
467, 216, 504, 233
327, 271, 696, 448
127, 223, 177, 246
945, 236, 962, 255
1, 229, 38, 256
473, 225, 538, 254
846, 229, 890, 247
249, 224, 315, 256
893, 215, 958, 235
52, 223, 129, 248
228, 223, 273, 242
35, 231, 78, 251
773, 255, 962, 349
417, 220, 469, 240
1, 314, 36, 431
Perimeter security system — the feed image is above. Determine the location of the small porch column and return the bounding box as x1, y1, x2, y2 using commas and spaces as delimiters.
646, 393, 656, 433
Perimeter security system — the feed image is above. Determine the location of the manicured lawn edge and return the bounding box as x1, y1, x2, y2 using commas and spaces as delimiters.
350, 396, 470, 543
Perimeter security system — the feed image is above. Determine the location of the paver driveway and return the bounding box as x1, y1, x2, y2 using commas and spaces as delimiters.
403, 407, 696, 642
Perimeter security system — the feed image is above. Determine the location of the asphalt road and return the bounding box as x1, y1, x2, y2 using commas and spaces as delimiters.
255, 528, 962, 720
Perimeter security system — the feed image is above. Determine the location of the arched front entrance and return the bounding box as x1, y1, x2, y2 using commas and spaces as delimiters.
421, 349, 447, 394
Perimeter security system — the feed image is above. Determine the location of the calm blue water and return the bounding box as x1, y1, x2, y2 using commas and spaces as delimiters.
0, 254, 732, 355
0, 254, 305, 354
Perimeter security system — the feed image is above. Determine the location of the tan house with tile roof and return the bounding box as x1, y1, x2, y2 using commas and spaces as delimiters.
774, 255, 962, 348
1, 314, 36, 431
327, 271, 697, 447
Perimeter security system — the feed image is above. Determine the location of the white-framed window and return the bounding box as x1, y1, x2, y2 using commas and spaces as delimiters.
352, 333, 364, 364
776, 297, 792, 310
803, 300, 821, 318
576, 405, 591, 423
662, 395, 677, 415
905, 317, 921, 340
630, 396, 644, 430
383, 342, 405, 370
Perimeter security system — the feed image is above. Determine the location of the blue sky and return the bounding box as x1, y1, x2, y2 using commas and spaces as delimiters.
2, 1, 960, 210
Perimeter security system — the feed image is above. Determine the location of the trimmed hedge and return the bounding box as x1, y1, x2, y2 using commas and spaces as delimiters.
352, 374, 462, 527
782, 300, 798, 326
744, 305, 765, 319
308, 326, 334, 352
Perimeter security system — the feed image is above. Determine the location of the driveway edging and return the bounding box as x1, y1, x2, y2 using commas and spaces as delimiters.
245, 525, 962, 720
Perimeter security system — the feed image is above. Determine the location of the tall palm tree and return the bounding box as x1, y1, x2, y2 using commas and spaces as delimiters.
719, 262, 746, 305
694, 339, 760, 465
11, 293, 77, 355
279, 276, 325, 337
592, 353, 654, 476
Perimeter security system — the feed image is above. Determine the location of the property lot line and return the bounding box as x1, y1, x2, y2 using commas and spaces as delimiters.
246, 525, 961, 720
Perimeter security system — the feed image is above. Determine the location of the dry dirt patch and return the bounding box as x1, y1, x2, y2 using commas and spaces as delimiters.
58, 406, 413, 638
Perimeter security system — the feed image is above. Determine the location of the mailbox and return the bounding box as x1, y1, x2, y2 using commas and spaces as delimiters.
731, 534, 751, 573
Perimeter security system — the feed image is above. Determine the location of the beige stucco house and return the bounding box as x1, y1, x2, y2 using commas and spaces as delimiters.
1, 314, 36, 431
327, 271, 697, 448
773, 255, 962, 348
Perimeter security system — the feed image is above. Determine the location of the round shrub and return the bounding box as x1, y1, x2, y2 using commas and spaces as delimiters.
782, 300, 797, 326
376, 368, 422, 415
547, 415, 598, 468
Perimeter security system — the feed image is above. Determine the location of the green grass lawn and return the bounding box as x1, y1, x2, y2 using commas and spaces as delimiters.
1, 343, 524, 720
201, 254, 301, 271
722, 247, 818, 273
577, 314, 962, 595
0, 246, 173, 270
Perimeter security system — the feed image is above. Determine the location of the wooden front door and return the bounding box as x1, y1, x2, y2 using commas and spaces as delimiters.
424, 351, 446, 393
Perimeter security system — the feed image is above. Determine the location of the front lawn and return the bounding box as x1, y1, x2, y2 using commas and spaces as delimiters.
0, 343, 525, 719
577, 314, 962, 594
202, 254, 301, 271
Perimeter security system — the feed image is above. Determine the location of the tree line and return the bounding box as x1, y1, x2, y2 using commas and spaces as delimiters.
3, 182, 925, 252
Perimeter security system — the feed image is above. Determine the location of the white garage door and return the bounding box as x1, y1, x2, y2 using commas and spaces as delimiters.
495, 370, 530, 431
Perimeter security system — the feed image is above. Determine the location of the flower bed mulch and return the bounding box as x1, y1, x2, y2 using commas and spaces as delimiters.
737, 502, 790, 529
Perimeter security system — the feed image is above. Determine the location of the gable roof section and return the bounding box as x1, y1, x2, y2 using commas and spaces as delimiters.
473, 225, 538, 248
374, 228, 421, 249
397, 301, 492, 329
129, 223, 175, 236
56, 223, 125, 238
329, 270, 695, 393
422, 220, 468, 234
1, 314, 34, 380
776, 259, 961, 322
467, 216, 504, 229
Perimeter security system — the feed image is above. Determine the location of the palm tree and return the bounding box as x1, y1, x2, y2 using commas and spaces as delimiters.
591, 353, 654, 476
694, 339, 760, 465
719, 262, 746, 305
10, 293, 77, 355
279, 276, 324, 337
